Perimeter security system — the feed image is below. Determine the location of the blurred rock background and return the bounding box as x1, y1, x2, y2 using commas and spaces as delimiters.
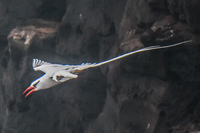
0, 0, 200, 133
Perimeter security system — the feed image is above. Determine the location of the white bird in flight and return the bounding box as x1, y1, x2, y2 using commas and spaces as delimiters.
23, 40, 191, 97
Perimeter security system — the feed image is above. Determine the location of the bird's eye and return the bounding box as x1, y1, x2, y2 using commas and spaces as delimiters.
33, 81, 40, 87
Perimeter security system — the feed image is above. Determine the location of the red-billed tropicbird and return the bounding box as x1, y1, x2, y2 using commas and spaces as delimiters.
23, 40, 191, 97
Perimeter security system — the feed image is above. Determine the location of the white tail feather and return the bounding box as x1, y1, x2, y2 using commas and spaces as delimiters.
90, 40, 192, 68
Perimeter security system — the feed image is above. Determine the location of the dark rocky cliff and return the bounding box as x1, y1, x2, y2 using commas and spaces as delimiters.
0, 0, 200, 133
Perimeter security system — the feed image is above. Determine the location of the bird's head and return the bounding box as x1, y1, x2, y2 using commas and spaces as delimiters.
23, 74, 61, 97
23, 79, 40, 97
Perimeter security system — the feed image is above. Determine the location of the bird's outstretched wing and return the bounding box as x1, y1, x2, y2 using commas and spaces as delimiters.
51, 63, 96, 82
32, 59, 66, 74
73, 62, 96, 71
33, 59, 96, 74
52, 70, 78, 82
33, 59, 52, 68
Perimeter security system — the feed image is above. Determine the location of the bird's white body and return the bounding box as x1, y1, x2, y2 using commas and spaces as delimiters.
30, 74, 60, 91
23, 40, 192, 97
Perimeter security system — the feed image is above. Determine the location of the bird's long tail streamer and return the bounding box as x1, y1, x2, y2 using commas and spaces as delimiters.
88, 40, 192, 68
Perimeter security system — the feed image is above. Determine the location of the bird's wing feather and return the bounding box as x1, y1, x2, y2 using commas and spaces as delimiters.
51, 63, 96, 82
32, 59, 96, 76
33, 59, 52, 68
73, 63, 96, 71
52, 70, 78, 82
32, 59, 66, 74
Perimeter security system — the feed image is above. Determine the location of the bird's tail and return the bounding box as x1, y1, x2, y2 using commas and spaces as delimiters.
91, 40, 192, 67
76, 40, 192, 72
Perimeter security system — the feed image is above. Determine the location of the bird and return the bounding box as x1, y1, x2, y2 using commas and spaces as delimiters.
23, 40, 192, 97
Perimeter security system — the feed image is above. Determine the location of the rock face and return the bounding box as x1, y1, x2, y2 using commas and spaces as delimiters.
0, 0, 200, 133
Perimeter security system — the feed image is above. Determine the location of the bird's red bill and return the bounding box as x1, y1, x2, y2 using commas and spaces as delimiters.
25, 89, 35, 97
23, 86, 36, 97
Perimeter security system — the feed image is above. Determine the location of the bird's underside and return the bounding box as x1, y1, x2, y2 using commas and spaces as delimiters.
23, 40, 192, 97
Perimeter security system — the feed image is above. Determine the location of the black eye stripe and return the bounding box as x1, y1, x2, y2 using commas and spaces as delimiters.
33, 81, 40, 87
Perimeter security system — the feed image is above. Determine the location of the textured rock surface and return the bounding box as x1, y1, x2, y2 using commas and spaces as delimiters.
0, 0, 200, 133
